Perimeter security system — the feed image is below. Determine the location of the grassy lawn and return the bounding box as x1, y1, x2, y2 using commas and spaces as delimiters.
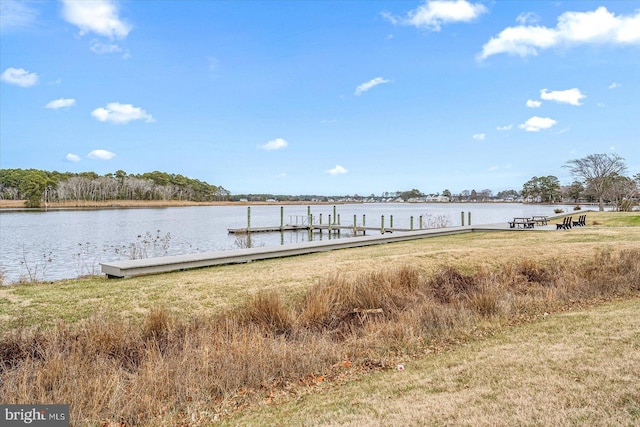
219, 296, 640, 426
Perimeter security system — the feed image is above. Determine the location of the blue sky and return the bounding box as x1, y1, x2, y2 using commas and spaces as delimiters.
1, 0, 639, 196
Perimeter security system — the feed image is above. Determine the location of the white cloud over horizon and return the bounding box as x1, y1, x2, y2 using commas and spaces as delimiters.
496, 124, 513, 131
65, 153, 81, 162
385, 0, 487, 31
526, 99, 542, 108
91, 102, 153, 124
1, 67, 38, 87
61, 0, 131, 39
479, 6, 640, 60
355, 77, 391, 96
87, 149, 116, 160
518, 116, 557, 132
326, 165, 348, 175
540, 88, 586, 106
259, 138, 288, 151
45, 98, 76, 109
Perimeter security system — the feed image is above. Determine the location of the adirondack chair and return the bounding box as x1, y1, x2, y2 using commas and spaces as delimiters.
556, 216, 571, 230
571, 215, 582, 227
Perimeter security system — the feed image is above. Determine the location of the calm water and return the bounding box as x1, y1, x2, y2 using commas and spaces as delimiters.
0, 203, 576, 284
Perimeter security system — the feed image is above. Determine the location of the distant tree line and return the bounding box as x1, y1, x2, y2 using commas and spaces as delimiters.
0, 169, 230, 207
520, 154, 638, 211
381, 155, 638, 211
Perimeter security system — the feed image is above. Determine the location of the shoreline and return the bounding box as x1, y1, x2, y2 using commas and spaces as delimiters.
0, 199, 345, 210
0, 199, 589, 211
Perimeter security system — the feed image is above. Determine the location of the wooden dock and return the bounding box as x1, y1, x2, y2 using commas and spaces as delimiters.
228, 224, 412, 234
101, 226, 474, 278
100, 220, 564, 279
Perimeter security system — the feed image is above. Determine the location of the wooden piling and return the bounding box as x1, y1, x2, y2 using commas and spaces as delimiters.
280, 206, 284, 231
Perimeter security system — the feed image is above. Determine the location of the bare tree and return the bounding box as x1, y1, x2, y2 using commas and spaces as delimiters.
564, 153, 627, 211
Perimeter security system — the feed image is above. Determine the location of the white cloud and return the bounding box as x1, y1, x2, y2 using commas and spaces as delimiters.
45, 98, 76, 109
516, 12, 540, 25
540, 88, 585, 106
90, 39, 121, 53
386, 0, 487, 31
259, 138, 288, 151
518, 116, 557, 132
87, 149, 116, 160
609, 82, 621, 89
355, 77, 391, 96
66, 153, 81, 162
526, 99, 542, 108
326, 165, 348, 175
472, 133, 486, 141
0, 0, 38, 30
496, 124, 513, 131
1, 67, 38, 87
479, 6, 640, 60
91, 102, 153, 124
61, 0, 131, 39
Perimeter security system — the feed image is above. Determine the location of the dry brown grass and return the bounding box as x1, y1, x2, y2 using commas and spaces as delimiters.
1, 245, 639, 426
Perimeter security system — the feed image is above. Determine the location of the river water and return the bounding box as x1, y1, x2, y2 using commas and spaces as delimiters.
0, 203, 576, 284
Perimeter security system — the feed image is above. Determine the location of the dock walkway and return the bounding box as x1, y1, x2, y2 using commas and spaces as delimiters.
100, 221, 556, 279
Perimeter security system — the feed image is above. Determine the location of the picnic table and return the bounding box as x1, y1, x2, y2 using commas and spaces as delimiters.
532, 215, 548, 226
508, 217, 535, 229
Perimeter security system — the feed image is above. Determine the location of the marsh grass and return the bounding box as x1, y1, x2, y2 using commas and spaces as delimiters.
1, 246, 639, 426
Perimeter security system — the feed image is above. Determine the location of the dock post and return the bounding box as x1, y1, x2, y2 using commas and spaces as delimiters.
307, 206, 311, 229
410, 216, 414, 231
280, 206, 284, 231
328, 215, 332, 232
468, 212, 471, 226
461, 211, 465, 227
390, 215, 394, 230
338, 214, 341, 225
363, 214, 366, 235
353, 214, 357, 234
381, 215, 385, 234
419, 215, 423, 229
247, 206, 251, 232
333, 205, 337, 224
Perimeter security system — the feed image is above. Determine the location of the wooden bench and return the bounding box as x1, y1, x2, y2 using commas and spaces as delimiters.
508, 217, 535, 229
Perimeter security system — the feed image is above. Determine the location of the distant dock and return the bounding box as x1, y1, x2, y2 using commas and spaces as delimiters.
228, 224, 412, 234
